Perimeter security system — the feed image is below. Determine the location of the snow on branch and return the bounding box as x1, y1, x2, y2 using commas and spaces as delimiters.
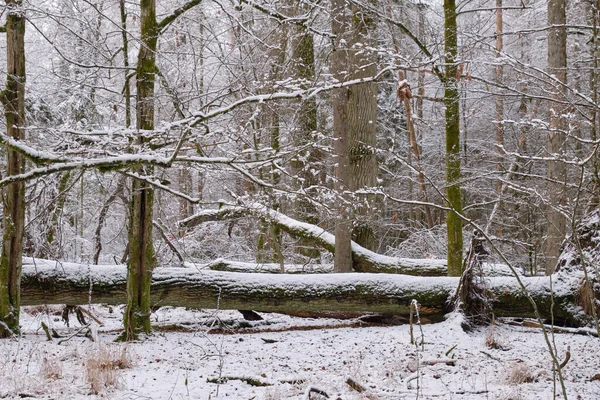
179, 203, 448, 276
48, 68, 397, 140
180, 203, 530, 278
157, 0, 203, 33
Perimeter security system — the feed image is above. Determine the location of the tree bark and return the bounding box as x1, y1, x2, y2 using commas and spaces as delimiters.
397, 73, 433, 228
443, 0, 463, 276
545, 0, 568, 274
331, 0, 353, 272
120, 0, 132, 128
19, 259, 586, 326
495, 0, 504, 195
123, 0, 158, 340
290, 4, 322, 260
0, 0, 26, 338
347, 2, 378, 251
42, 172, 71, 260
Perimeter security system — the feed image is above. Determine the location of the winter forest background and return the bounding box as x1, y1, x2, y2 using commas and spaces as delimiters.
6, 0, 587, 271
1, 0, 600, 398
0, 0, 598, 366
1, 0, 600, 322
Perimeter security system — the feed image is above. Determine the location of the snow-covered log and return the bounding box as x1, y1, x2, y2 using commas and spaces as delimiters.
180, 205, 521, 277
204, 259, 334, 274
179, 204, 447, 276
204, 258, 520, 277
20, 258, 584, 325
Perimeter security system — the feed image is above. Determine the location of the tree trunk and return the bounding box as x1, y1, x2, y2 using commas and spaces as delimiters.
495, 0, 504, 195
290, 6, 322, 260
120, 0, 132, 128
258, 18, 287, 267
347, 2, 378, 251
444, 0, 463, 276
416, 3, 426, 123
545, 0, 568, 274
178, 167, 194, 229
397, 73, 433, 228
0, 0, 26, 338
331, 0, 353, 272
206, 258, 519, 278
415, 2, 432, 227
590, 0, 600, 211
93, 177, 126, 265
122, 0, 158, 340
42, 172, 71, 260
19, 259, 586, 326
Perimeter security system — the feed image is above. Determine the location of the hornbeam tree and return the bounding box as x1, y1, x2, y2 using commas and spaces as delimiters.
120, 0, 159, 341
121, 0, 202, 341
443, 0, 463, 276
0, 0, 26, 338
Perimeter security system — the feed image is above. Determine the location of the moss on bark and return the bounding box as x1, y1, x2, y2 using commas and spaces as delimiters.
121, 0, 158, 341
443, 0, 463, 277
0, 0, 26, 338
19, 262, 589, 326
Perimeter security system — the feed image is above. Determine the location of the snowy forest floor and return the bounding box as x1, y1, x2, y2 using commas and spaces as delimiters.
1, 305, 599, 399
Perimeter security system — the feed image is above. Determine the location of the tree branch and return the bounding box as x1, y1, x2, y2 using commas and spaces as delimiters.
157, 0, 203, 34
238, 0, 334, 38
349, 0, 444, 80
180, 203, 445, 276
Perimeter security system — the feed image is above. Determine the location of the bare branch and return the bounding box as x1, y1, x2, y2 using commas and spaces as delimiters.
157, 0, 203, 34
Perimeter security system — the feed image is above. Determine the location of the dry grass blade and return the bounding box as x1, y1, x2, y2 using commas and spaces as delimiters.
40, 357, 62, 380
506, 362, 534, 385
85, 344, 133, 394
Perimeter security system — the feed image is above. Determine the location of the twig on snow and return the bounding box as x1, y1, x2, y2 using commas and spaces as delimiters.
302, 385, 329, 399
346, 377, 366, 392
57, 323, 92, 345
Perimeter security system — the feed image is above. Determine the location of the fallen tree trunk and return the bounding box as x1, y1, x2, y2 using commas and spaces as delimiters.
179, 204, 446, 276
21, 258, 585, 325
179, 205, 521, 277
204, 258, 334, 274
204, 258, 518, 277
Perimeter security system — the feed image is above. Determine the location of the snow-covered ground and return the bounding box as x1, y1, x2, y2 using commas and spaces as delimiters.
1, 305, 599, 399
